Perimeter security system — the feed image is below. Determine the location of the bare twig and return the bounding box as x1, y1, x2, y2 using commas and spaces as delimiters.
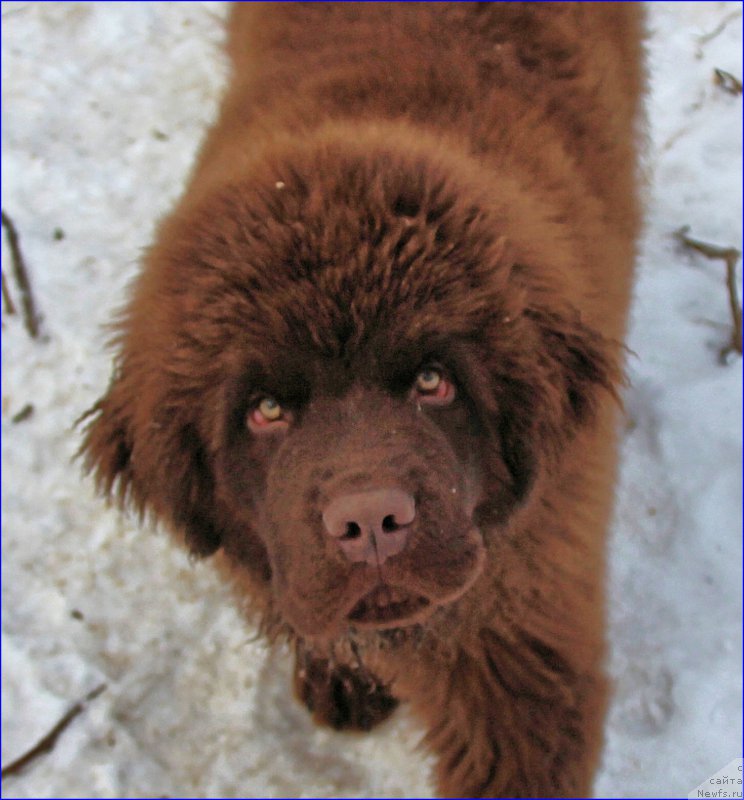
0, 684, 107, 779
2, 271, 16, 315
674, 225, 742, 360
11, 403, 34, 424
1, 4, 32, 18
723, 254, 743, 359
1, 210, 41, 339
675, 226, 741, 264
714, 68, 743, 96
698, 9, 742, 45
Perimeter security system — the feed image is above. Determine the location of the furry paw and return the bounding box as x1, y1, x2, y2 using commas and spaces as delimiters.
293, 654, 399, 732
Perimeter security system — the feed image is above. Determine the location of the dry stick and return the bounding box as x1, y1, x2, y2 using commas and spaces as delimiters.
0, 683, 107, 779
1, 210, 41, 338
11, 403, 34, 424
698, 9, 743, 45
714, 68, 743, 96
1, 270, 16, 315
1, 4, 31, 18
674, 225, 743, 358
724, 254, 743, 357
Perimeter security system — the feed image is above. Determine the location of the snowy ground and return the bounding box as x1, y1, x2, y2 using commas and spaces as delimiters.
1, 2, 741, 798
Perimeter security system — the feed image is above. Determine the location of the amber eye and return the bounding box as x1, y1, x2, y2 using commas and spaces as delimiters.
415, 368, 442, 393
258, 397, 282, 421
247, 396, 290, 433
412, 366, 455, 405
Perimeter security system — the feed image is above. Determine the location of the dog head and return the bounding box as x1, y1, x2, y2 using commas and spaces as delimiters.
81, 133, 619, 640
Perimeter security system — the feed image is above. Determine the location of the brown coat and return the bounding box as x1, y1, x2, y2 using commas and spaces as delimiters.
82, 4, 645, 797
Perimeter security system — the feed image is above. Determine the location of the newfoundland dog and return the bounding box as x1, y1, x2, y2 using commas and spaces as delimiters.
82, 3, 645, 797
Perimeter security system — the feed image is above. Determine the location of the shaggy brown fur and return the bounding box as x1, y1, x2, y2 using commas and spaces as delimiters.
81, 3, 645, 797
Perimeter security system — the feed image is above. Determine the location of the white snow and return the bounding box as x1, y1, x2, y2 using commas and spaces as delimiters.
1, 2, 741, 798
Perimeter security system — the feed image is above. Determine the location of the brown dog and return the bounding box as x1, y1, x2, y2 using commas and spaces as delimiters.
82, 3, 645, 797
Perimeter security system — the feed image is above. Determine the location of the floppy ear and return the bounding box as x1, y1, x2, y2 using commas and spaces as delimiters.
492, 299, 623, 506
525, 302, 623, 433
79, 363, 223, 558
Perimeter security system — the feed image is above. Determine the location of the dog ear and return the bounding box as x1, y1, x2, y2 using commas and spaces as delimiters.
526, 301, 623, 433
493, 299, 623, 507
79, 363, 222, 558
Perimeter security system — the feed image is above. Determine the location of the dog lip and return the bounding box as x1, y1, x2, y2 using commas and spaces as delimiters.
347, 584, 431, 628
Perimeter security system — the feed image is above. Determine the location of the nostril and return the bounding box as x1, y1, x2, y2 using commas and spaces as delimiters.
381, 514, 399, 533
342, 521, 362, 540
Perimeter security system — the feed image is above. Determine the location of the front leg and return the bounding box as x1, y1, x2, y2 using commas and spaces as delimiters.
293, 647, 399, 732
411, 629, 607, 798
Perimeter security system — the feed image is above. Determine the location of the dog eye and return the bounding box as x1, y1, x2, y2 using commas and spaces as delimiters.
247, 396, 291, 433
415, 368, 442, 392
413, 367, 455, 405
258, 397, 283, 420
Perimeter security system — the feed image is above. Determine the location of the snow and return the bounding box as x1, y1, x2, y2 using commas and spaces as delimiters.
1, 2, 741, 798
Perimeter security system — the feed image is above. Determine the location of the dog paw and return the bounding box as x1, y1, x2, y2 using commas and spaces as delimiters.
293, 654, 399, 732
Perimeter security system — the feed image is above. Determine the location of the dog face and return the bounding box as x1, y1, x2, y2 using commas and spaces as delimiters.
82, 139, 618, 641
217, 336, 490, 637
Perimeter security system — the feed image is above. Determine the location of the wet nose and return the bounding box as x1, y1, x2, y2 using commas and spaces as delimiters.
322, 488, 416, 565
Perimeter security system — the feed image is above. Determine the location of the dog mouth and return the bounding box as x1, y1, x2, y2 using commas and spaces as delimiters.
347, 584, 431, 628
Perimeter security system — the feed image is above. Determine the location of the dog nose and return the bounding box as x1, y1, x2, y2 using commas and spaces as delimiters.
322, 488, 416, 565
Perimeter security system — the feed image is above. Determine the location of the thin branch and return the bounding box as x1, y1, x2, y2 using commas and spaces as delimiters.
698, 9, 742, 45
1, 210, 42, 339
2, 271, 16, 315
674, 225, 742, 360
713, 68, 743, 96
674, 226, 741, 264
11, 403, 34, 424
0, 684, 107, 779
1, 4, 32, 18
724, 253, 743, 359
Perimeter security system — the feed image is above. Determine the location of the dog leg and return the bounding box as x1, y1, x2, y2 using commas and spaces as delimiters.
293, 648, 399, 733
412, 632, 607, 798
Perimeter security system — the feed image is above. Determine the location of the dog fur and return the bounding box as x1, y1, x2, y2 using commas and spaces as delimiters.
82, 3, 645, 797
